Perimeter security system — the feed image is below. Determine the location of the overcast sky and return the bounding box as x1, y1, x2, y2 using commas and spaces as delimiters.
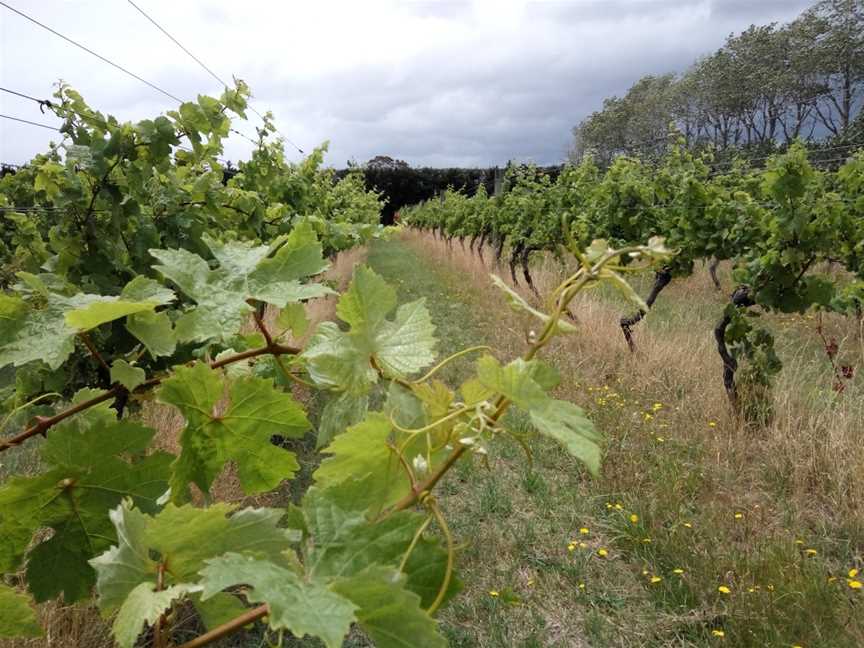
1, 0, 814, 168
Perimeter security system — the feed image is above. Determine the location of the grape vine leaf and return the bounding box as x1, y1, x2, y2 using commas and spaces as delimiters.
331, 565, 447, 648
297, 486, 461, 607
276, 301, 309, 339
0, 585, 42, 638
476, 355, 602, 475
0, 276, 174, 370
113, 582, 199, 648
90, 500, 299, 640
126, 310, 176, 358
316, 391, 369, 449
304, 267, 437, 393
110, 359, 146, 391
199, 553, 357, 648
157, 363, 309, 503
313, 413, 409, 511
0, 417, 171, 602
151, 225, 331, 343
303, 322, 377, 395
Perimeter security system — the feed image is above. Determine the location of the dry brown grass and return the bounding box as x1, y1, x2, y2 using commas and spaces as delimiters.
403, 230, 864, 536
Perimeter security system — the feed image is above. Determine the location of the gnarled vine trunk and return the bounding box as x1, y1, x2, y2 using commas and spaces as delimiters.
714, 285, 755, 410
620, 267, 673, 352
709, 257, 722, 291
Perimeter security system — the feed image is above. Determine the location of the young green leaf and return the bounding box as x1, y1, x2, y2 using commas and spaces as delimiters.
199, 553, 357, 648
0, 585, 42, 639
157, 363, 309, 502
110, 359, 146, 391
332, 565, 447, 648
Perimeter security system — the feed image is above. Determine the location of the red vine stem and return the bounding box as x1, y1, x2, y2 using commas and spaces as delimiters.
176, 605, 269, 648
0, 341, 301, 453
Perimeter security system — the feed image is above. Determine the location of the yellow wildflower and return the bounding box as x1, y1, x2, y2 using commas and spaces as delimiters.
614, 503, 623, 511
767, 584, 775, 592
629, 514, 639, 524
580, 527, 590, 535
718, 585, 731, 594
643, 412, 654, 421
849, 568, 859, 578
489, 590, 499, 597
655, 436, 665, 442
848, 580, 862, 589
673, 569, 685, 575
597, 548, 608, 557
734, 512, 743, 519
578, 582, 585, 589
650, 576, 662, 584
567, 543, 577, 552
527, 578, 535, 587
805, 548, 818, 556
712, 629, 725, 637
708, 421, 717, 427
794, 539, 804, 545
683, 522, 693, 529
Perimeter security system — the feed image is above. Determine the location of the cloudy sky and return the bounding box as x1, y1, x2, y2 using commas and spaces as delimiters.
1, 0, 814, 168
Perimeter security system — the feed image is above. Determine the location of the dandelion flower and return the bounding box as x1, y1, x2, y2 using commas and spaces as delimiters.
650, 576, 662, 584
767, 584, 775, 592
747, 587, 756, 593
849, 568, 859, 578
848, 580, 862, 589
644, 413, 654, 421
580, 527, 590, 535
712, 629, 725, 637
708, 421, 717, 428
489, 590, 499, 597
734, 512, 743, 520
578, 582, 585, 589
652, 402, 663, 411
673, 569, 685, 575
794, 539, 804, 545
629, 514, 639, 524
642, 537, 652, 543
718, 585, 731, 594
683, 522, 693, 529
614, 503, 623, 511
805, 548, 818, 556
579, 541, 588, 549
597, 548, 608, 557
567, 543, 577, 552
527, 578, 535, 587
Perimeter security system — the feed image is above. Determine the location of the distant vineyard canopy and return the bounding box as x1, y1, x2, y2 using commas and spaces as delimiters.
337, 156, 562, 225
571, 0, 864, 163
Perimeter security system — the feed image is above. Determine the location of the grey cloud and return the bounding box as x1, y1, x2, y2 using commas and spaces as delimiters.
1, 0, 817, 168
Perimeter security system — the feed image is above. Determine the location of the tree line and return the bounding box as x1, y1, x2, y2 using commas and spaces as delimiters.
571, 0, 864, 163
